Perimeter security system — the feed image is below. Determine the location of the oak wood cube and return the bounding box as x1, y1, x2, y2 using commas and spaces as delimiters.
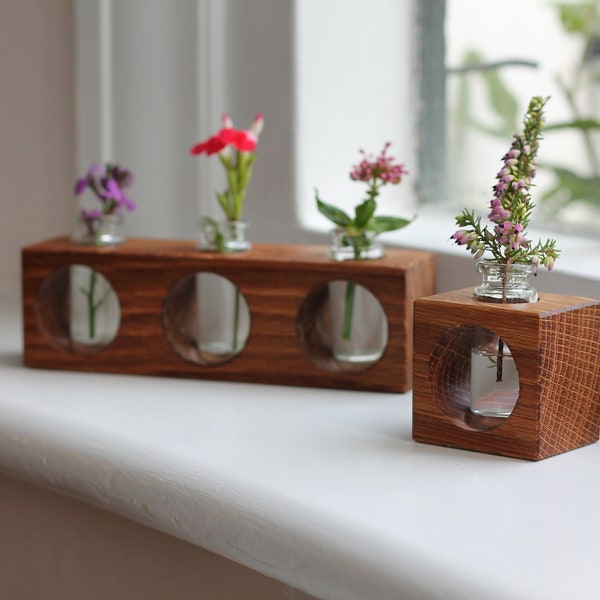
412, 288, 600, 460
22, 237, 435, 393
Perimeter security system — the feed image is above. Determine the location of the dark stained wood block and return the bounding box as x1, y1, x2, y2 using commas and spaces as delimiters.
412, 288, 600, 460
22, 237, 436, 393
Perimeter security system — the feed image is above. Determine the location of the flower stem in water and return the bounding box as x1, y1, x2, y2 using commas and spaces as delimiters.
495, 270, 509, 382
87, 269, 97, 339
342, 281, 356, 341
232, 288, 240, 352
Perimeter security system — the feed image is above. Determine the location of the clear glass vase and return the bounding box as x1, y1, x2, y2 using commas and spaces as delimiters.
329, 228, 384, 262
195, 272, 250, 362
328, 280, 387, 365
326, 229, 387, 366
71, 212, 124, 246
473, 261, 539, 304
197, 217, 252, 252
470, 261, 538, 418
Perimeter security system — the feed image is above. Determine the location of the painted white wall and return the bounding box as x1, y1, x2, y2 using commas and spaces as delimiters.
75, 0, 308, 244
0, 1, 75, 302
295, 0, 419, 231
74, 0, 419, 246
76, 0, 201, 239
0, 473, 316, 599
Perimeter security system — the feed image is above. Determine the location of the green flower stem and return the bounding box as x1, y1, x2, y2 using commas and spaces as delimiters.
232, 288, 241, 352
342, 281, 356, 342
218, 151, 255, 221
494, 270, 510, 382
77, 268, 112, 341
87, 269, 98, 339
341, 238, 364, 342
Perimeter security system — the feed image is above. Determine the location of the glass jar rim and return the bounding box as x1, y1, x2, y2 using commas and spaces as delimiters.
476, 260, 537, 274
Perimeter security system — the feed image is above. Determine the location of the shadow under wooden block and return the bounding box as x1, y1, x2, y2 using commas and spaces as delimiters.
412, 288, 600, 460
22, 237, 436, 393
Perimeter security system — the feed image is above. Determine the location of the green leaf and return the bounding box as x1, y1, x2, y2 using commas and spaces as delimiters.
481, 68, 519, 135
354, 199, 377, 229
315, 191, 351, 227
557, 3, 596, 35
368, 215, 414, 234
541, 165, 600, 208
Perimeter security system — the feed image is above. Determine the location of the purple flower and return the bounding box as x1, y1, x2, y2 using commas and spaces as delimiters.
101, 178, 136, 211
74, 162, 135, 215
75, 163, 104, 195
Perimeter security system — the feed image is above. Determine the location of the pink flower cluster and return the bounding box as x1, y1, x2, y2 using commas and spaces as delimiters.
190, 114, 264, 156
349, 142, 408, 186
450, 228, 486, 258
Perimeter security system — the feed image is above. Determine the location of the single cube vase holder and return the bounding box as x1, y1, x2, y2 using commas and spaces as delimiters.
412, 288, 600, 460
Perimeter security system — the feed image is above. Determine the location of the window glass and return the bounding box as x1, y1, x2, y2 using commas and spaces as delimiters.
446, 0, 600, 234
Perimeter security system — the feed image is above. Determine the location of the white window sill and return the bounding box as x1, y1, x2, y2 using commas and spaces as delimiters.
1, 299, 599, 599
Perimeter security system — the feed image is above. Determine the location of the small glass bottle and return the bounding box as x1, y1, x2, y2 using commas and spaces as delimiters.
72, 212, 124, 246
197, 217, 252, 252
470, 261, 538, 418
473, 261, 538, 304
327, 228, 387, 366
329, 228, 384, 262
70, 212, 123, 349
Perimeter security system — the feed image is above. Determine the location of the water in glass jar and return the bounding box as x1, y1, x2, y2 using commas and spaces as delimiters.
470, 347, 519, 417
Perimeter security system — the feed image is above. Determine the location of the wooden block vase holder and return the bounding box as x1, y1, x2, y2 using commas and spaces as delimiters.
412, 288, 600, 460
22, 237, 436, 393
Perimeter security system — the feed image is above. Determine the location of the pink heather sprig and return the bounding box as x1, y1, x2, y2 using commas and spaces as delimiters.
451, 96, 559, 270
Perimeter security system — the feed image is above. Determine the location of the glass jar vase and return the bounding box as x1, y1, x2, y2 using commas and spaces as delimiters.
473, 261, 538, 303
329, 228, 384, 262
328, 280, 388, 366
197, 217, 251, 252
327, 229, 387, 366
195, 272, 250, 363
470, 261, 538, 418
71, 212, 124, 246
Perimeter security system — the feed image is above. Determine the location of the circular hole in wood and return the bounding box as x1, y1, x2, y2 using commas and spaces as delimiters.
162, 272, 250, 367
36, 265, 121, 354
297, 279, 388, 373
429, 325, 519, 431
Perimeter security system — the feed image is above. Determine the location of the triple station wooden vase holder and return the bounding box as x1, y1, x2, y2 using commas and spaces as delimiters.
412, 288, 600, 460
22, 237, 435, 393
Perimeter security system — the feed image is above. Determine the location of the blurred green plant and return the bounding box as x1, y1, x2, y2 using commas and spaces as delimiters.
451, 1, 600, 218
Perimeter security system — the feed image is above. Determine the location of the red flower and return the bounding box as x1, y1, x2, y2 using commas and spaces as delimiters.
190, 114, 263, 156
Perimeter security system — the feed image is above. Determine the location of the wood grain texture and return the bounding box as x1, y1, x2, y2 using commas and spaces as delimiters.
22, 237, 436, 393
412, 288, 600, 460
